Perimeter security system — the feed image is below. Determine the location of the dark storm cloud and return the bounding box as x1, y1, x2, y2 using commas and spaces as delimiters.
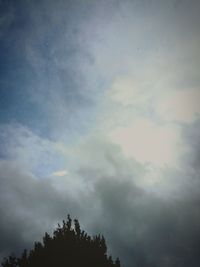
0, 130, 200, 267
72, 138, 200, 267
90, 177, 200, 267
0, 160, 82, 259
49, 135, 200, 267
182, 119, 200, 174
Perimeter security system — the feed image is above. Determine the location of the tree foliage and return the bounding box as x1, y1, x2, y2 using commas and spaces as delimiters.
1, 215, 121, 267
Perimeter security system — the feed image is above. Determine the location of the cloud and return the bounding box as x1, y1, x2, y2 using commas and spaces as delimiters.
108, 118, 182, 166
0, 123, 65, 177
50, 170, 68, 177
61, 135, 200, 267
107, 75, 151, 108
90, 175, 200, 267
0, 160, 81, 259
1, 124, 200, 267
1, 1, 200, 267
157, 89, 200, 123
0, 0, 100, 140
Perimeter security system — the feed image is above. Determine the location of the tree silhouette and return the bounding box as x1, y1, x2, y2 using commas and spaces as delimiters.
1, 215, 122, 267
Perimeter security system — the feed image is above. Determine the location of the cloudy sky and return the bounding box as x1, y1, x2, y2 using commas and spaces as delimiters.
0, 0, 200, 266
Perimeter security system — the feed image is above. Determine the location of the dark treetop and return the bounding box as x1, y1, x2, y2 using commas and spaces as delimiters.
1, 215, 121, 267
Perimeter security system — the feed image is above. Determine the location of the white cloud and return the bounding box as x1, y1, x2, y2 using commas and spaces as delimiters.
108, 118, 182, 167
108, 75, 150, 107
157, 89, 200, 123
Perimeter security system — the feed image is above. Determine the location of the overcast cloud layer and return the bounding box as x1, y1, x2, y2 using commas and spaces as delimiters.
0, 1, 200, 266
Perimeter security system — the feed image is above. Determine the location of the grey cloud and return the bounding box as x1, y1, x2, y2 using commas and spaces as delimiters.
1, 132, 200, 267
0, 159, 81, 260
1, 1, 200, 267
182, 119, 200, 170
0, 123, 64, 176
68, 136, 200, 267
92, 177, 200, 267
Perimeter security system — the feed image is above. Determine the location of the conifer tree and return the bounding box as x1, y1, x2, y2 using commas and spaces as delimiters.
1, 215, 122, 267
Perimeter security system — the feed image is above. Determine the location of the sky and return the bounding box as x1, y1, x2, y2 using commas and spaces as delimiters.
0, 0, 200, 266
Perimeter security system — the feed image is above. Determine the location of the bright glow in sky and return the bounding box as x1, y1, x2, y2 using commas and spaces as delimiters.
158, 89, 200, 123
108, 119, 181, 166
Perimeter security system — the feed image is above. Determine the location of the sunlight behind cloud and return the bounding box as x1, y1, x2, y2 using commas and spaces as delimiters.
109, 119, 181, 167
157, 89, 200, 123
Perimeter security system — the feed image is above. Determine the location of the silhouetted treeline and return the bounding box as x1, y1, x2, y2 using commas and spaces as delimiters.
1, 215, 121, 267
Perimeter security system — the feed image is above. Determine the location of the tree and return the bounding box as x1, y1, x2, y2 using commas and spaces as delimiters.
1, 215, 122, 267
